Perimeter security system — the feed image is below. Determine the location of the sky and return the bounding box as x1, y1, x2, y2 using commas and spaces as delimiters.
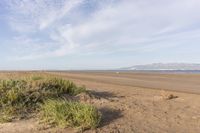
0, 0, 200, 70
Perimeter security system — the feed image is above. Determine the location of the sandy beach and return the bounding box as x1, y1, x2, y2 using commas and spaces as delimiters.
0, 72, 200, 133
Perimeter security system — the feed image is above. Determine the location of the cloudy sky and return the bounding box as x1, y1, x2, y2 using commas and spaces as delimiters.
0, 0, 200, 70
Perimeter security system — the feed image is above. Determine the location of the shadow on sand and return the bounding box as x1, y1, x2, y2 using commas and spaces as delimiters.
89, 90, 124, 99
88, 90, 124, 127
99, 107, 123, 127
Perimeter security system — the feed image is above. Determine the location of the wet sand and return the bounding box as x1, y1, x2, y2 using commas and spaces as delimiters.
48, 71, 200, 94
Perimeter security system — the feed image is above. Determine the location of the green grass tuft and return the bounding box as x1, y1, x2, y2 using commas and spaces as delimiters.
40, 99, 101, 130
0, 78, 86, 122
0, 76, 101, 130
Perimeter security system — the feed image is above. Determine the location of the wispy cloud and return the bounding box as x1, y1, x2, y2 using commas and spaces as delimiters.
6, 0, 83, 31
2, 0, 200, 62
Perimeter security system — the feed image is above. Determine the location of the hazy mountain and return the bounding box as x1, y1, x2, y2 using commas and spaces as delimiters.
121, 63, 200, 70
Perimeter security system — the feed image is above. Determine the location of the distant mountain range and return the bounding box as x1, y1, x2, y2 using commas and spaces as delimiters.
120, 63, 200, 70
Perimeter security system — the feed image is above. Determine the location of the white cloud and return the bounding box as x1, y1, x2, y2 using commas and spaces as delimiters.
4, 0, 200, 60
38, 0, 83, 29
54, 0, 200, 54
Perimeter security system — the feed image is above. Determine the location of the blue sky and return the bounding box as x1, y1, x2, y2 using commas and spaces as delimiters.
0, 0, 200, 70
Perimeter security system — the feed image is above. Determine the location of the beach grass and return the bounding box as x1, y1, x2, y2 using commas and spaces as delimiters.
0, 76, 101, 130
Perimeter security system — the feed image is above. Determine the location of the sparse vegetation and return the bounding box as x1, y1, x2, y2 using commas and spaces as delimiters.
166, 94, 178, 100
160, 90, 178, 100
0, 76, 100, 130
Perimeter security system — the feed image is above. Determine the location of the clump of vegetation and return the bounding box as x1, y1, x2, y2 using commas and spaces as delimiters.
160, 90, 178, 100
165, 94, 178, 100
40, 99, 101, 130
0, 77, 100, 130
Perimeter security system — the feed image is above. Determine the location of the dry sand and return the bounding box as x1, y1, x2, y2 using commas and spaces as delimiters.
0, 72, 200, 133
